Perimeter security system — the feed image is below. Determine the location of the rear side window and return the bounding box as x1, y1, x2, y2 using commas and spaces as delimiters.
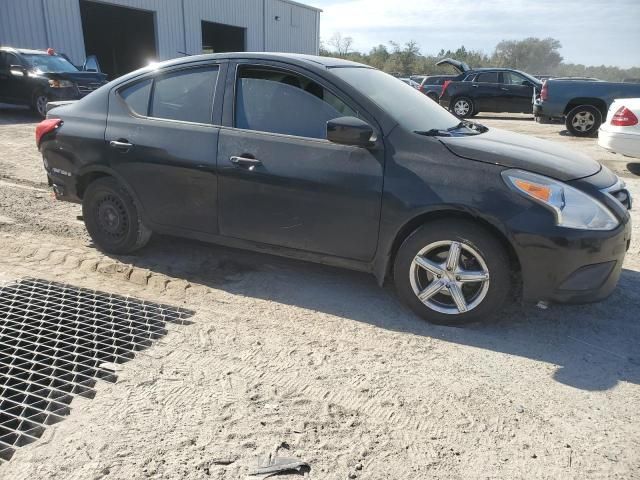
476, 72, 499, 83
235, 67, 357, 139
120, 79, 152, 116
151, 67, 218, 123
119, 66, 218, 124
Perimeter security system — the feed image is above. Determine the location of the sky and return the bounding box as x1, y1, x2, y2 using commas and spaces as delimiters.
304, 0, 640, 68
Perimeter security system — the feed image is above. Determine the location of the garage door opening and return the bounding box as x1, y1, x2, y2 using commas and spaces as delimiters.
79, 0, 157, 79
201, 21, 246, 54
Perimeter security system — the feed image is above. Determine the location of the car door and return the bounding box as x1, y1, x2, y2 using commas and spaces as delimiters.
0, 52, 29, 104
472, 71, 502, 112
105, 62, 225, 234
500, 71, 535, 113
216, 62, 384, 261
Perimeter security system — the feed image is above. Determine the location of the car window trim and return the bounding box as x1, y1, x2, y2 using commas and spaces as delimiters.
116, 63, 221, 127
229, 61, 378, 141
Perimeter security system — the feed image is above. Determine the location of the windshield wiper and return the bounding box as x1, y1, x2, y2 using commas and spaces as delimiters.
414, 128, 452, 137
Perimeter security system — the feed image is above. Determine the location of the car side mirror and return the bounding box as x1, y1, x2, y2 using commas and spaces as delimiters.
327, 116, 375, 148
9, 65, 26, 77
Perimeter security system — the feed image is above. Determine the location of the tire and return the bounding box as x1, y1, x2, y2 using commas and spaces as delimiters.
32, 91, 48, 118
451, 97, 475, 118
82, 177, 152, 255
393, 219, 511, 325
565, 105, 602, 137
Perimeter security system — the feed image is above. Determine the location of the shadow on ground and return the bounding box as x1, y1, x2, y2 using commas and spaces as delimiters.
0, 106, 39, 126
104, 234, 640, 392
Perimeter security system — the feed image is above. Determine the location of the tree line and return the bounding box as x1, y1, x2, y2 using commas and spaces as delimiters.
320, 35, 640, 82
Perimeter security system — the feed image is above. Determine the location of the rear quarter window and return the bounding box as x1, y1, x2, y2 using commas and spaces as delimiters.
119, 79, 152, 116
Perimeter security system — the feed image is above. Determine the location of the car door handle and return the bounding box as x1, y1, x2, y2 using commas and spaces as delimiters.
471, 84, 479, 88
230, 156, 262, 169
500, 87, 509, 91
109, 140, 133, 150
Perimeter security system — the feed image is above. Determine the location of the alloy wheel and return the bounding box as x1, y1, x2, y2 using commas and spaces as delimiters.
36, 95, 48, 117
453, 99, 471, 116
409, 240, 490, 315
571, 111, 595, 132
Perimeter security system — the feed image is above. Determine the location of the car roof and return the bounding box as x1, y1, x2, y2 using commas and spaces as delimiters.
153, 52, 370, 70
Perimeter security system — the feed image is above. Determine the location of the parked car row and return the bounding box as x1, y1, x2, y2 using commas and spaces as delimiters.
402, 58, 640, 144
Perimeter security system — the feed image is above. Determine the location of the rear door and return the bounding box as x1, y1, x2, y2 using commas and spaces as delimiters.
472, 71, 502, 111
216, 61, 384, 261
105, 62, 225, 234
500, 71, 535, 113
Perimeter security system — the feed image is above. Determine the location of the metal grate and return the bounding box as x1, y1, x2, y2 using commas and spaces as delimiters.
0, 278, 193, 463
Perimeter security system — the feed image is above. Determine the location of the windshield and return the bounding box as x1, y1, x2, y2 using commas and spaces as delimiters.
331, 67, 460, 132
23, 54, 78, 73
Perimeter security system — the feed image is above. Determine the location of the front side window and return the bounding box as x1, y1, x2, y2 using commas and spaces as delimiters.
475, 72, 499, 83
235, 67, 357, 139
502, 71, 528, 85
0, 52, 20, 70
151, 67, 218, 124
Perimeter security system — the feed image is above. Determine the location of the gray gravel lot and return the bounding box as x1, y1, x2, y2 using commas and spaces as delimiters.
0, 105, 638, 479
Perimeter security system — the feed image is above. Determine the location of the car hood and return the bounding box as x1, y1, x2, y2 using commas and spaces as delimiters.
438, 127, 601, 181
40, 71, 108, 83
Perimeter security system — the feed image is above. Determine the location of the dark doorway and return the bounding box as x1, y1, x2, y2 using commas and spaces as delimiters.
79, 0, 157, 79
201, 21, 246, 54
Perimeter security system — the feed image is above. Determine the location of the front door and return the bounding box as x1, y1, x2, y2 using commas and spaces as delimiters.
217, 63, 384, 261
105, 64, 223, 234
499, 71, 535, 113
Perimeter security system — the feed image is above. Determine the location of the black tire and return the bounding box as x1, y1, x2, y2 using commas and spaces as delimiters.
82, 177, 151, 254
393, 219, 511, 325
565, 105, 602, 137
32, 91, 48, 118
451, 97, 475, 118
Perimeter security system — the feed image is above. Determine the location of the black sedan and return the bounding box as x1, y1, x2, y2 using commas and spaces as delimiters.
36, 53, 632, 325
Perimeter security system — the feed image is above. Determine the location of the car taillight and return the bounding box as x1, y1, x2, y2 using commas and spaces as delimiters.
610, 106, 638, 126
540, 80, 548, 101
35, 119, 62, 147
441, 80, 452, 96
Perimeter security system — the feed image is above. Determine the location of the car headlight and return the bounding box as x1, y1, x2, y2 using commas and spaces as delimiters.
502, 169, 619, 231
48, 79, 74, 88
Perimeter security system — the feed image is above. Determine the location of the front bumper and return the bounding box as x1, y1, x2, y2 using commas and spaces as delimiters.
513, 218, 631, 304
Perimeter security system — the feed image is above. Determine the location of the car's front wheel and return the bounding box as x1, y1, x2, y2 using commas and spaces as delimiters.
393, 220, 512, 325
82, 177, 152, 254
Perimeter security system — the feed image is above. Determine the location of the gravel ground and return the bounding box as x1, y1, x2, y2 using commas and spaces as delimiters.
0, 105, 639, 479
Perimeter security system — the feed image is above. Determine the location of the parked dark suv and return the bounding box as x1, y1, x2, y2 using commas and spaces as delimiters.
436, 58, 542, 117
36, 53, 632, 325
0, 47, 107, 117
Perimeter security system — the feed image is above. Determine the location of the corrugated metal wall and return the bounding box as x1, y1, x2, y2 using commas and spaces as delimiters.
0, 0, 320, 66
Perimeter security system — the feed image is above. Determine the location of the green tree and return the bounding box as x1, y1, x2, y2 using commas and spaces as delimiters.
493, 37, 563, 73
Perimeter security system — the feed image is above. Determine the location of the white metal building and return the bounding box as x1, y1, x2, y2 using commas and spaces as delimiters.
0, 0, 321, 77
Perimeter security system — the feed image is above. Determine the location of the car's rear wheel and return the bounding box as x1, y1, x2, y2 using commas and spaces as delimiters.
82, 177, 151, 254
32, 91, 48, 118
565, 105, 602, 137
451, 97, 475, 118
393, 220, 511, 325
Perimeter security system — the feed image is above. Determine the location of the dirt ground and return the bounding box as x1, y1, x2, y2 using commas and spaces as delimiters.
0, 105, 639, 479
